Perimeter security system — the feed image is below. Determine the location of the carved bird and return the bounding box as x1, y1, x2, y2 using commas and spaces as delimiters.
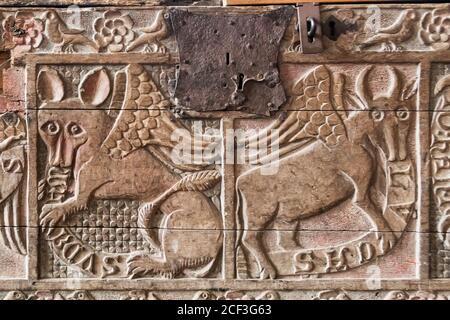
65, 290, 94, 300
359, 9, 418, 51
126, 11, 168, 52
3, 291, 26, 300
313, 290, 350, 300
384, 290, 448, 300
122, 290, 160, 300
44, 9, 99, 53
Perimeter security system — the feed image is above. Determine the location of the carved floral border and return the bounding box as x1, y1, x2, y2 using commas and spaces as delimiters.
0, 9, 170, 54
1, 289, 449, 300
1, 6, 450, 55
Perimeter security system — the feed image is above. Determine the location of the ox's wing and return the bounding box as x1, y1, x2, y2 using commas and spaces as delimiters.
244, 66, 348, 163
279, 65, 347, 147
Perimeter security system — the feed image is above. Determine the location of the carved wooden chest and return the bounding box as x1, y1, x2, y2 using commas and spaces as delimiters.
0, 0, 449, 300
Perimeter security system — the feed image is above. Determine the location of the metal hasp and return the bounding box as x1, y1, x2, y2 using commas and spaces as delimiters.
297, 3, 323, 53
170, 7, 293, 115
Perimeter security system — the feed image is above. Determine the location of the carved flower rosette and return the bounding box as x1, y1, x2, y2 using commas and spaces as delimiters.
1, 12, 44, 52
419, 8, 450, 51
94, 10, 135, 52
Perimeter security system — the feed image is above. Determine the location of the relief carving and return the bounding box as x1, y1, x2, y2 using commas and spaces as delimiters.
431, 71, 450, 278
125, 10, 168, 53
0, 2, 448, 300
236, 65, 417, 279
419, 8, 450, 51
44, 9, 99, 53
3, 289, 450, 300
192, 290, 280, 301
0, 112, 27, 255
37, 64, 222, 279
1, 11, 44, 54
2, 7, 449, 58
313, 290, 350, 300
383, 291, 448, 300
94, 10, 135, 53
358, 9, 418, 52
122, 290, 280, 300
315, 6, 450, 53
3, 290, 93, 300
315, 290, 449, 300
1, 9, 172, 56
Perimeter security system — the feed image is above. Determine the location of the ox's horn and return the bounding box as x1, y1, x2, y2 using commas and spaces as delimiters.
435, 74, 450, 96
386, 66, 401, 100
355, 65, 373, 109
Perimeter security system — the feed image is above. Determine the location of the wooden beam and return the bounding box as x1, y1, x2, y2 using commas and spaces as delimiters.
224, 0, 404, 5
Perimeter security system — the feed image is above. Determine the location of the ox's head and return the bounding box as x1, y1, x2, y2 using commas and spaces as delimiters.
352, 66, 417, 162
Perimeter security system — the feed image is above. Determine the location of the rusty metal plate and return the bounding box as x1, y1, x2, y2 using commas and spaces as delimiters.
170, 7, 293, 115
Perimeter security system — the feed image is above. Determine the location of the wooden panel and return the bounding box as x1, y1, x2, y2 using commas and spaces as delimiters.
0, 3, 449, 301
224, 0, 405, 5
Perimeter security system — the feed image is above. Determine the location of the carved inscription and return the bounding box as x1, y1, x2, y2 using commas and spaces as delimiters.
432, 71, 450, 278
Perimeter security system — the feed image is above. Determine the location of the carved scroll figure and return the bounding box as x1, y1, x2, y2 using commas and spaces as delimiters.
432, 74, 450, 250
359, 9, 418, 51
126, 11, 168, 53
236, 65, 417, 279
44, 10, 99, 53
0, 113, 27, 255
37, 64, 222, 278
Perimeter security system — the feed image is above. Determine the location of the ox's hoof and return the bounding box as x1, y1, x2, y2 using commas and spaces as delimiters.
259, 265, 277, 280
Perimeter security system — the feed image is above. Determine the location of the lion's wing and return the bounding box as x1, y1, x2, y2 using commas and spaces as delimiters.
101, 64, 180, 159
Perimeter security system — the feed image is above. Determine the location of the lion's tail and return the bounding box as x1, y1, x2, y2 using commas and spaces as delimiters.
234, 180, 249, 279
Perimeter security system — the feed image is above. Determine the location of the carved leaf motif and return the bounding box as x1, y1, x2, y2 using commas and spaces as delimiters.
173, 170, 221, 192
79, 67, 111, 106
401, 77, 418, 101
37, 68, 64, 103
